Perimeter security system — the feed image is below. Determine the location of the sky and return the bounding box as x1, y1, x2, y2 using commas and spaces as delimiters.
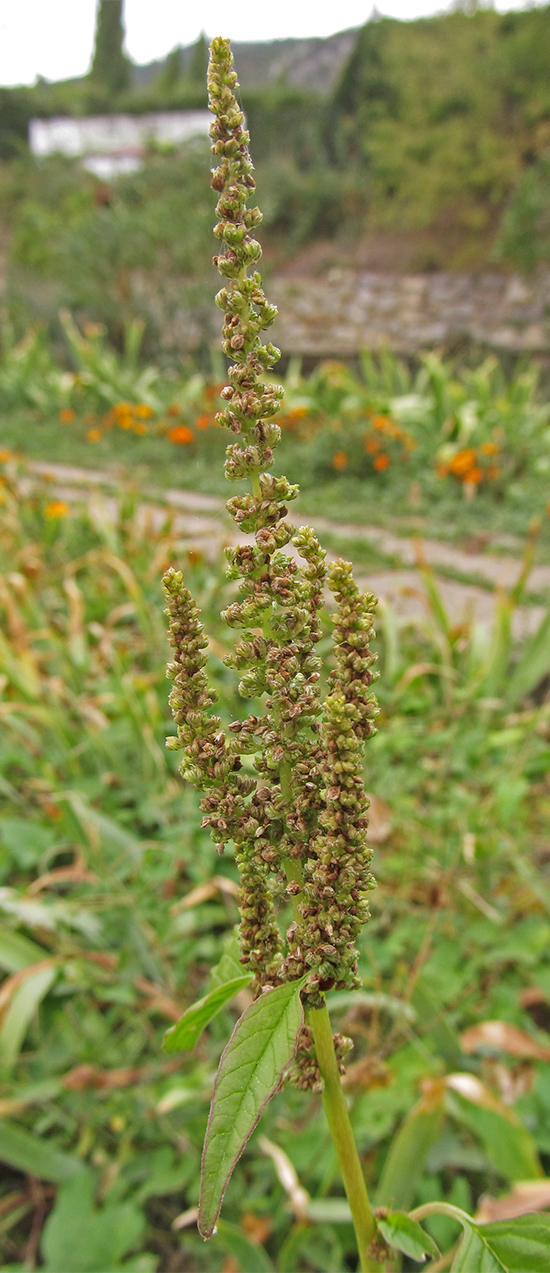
0, 0, 542, 87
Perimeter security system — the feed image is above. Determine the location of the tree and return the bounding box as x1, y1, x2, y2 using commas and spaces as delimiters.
158, 47, 182, 95
91, 0, 130, 98
188, 33, 208, 85
0, 88, 34, 160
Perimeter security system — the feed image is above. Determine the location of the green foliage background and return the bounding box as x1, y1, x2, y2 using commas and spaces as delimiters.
1, 12, 550, 1267
0, 453, 549, 1269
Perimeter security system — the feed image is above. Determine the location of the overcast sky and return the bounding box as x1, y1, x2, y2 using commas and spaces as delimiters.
0, 0, 541, 87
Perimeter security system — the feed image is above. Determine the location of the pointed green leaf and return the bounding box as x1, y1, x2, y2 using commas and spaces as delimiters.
410, 1207, 550, 1272
378, 1212, 440, 1263
163, 975, 253, 1053
469, 1215, 550, 1273
199, 980, 304, 1238
451, 1221, 504, 1272
209, 928, 244, 990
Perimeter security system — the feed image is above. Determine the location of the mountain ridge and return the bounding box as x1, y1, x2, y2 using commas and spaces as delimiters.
131, 29, 358, 95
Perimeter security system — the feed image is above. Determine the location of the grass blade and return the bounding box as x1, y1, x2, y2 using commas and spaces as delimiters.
506, 603, 550, 707
0, 927, 47, 974
0, 963, 56, 1074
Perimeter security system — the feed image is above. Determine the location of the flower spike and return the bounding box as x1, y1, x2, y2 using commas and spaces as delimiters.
164, 36, 380, 1030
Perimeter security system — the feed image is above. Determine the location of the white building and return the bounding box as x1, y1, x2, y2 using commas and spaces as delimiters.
29, 111, 211, 179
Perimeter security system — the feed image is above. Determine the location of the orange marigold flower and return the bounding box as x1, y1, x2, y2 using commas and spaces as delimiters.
332, 450, 347, 470
384, 421, 399, 439
0, 449, 12, 463
136, 403, 153, 419
205, 383, 225, 402
45, 500, 69, 520
480, 441, 499, 456
487, 465, 501, 480
195, 414, 210, 431
59, 407, 75, 424
167, 425, 194, 445
87, 427, 103, 443
133, 422, 148, 436
373, 414, 390, 431
450, 448, 476, 476
166, 403, 182, 417
114, 402, 133, 421
374, 453, 390, 471
288, 406, 308, 421
365, 437, 380, 454
465, 467, 483, 485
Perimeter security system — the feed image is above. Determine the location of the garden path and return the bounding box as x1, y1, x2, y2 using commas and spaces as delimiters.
26, 459, 548, 639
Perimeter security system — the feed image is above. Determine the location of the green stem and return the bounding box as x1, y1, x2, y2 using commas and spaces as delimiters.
279, 763, 306, 923
282, 855, 303, 924
279, 757, 292, 803
309, 1004, 382, 1272
248, 461, 379, 1268
409, 1201, 470, 1225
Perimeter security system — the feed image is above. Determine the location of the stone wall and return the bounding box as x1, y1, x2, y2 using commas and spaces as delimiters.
269, 270, 550, 359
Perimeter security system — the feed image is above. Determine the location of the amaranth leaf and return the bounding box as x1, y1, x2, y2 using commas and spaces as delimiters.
163, 975, 252, 1053
199, 980, 304, 1238
209, 928, 244, 990
378, 1212, 440, 1262
452, 1213, 550, 1273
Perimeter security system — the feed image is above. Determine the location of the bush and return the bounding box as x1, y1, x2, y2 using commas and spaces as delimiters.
496, 154, 550, 273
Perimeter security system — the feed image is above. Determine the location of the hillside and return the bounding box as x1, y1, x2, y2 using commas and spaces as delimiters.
132, 29, 357, 94
330, 5, 550, 270
0, 6, 550, 351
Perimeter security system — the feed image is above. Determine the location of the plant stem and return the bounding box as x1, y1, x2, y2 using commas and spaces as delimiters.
250, 407, 380, 1268
278, 769, 379, 1267
308, 1004, 382, 1272
409, 1201, 470, 1225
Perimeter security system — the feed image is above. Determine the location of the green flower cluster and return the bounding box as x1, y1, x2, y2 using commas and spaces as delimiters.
163, 38, 379, 1064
